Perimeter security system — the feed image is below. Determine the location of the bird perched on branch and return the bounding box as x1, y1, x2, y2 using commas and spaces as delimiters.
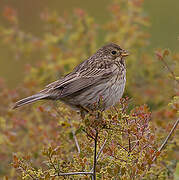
13, 43, 129, 118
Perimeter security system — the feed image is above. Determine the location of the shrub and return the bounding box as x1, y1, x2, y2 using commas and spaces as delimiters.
0, 0, 179, 179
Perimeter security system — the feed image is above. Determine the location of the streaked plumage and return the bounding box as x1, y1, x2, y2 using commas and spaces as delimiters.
13, 43, 129, 117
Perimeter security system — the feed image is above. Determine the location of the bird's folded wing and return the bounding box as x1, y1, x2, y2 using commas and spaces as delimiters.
44, 67, 114, 98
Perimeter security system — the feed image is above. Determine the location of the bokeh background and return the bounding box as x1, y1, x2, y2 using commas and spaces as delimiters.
0, 0, 179, 87
0, 0, 179, 179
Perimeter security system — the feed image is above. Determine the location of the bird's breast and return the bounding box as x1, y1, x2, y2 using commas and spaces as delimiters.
104, 67, 126, 109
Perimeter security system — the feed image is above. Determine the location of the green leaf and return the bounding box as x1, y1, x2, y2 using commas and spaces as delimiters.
75, 126, 83, 135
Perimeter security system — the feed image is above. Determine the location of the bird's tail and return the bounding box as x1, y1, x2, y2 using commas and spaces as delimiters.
13, 93, 49, 109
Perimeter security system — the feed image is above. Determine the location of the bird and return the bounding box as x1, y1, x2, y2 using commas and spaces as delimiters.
13, 43, 129, 118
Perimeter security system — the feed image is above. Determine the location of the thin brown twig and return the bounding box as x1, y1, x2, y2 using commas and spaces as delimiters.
130, 140, 139, 152
82, 129, 95, 140
91, 138, 107, 173
56, 130, 100, 178
139, 56, 179, 180
161, 58, 179, 84
125, 118, 132, 153
128, 136, 131, 152
152, 118, 179, 162
155, 52, 179, 158
139, 118, 179, 180
92, 130, 98, 180
117, 143, 129, 152
57, 130, 100, 179
113, 106, 119, 113
48, 155, 58, 174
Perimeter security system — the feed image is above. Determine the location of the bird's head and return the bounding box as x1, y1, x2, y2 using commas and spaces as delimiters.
99, 43, 129, 63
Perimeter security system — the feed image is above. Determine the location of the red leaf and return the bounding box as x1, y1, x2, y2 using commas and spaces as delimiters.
155, 51, 163, 60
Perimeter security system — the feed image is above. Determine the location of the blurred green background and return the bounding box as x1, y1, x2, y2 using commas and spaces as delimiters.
0, 0, 179, 87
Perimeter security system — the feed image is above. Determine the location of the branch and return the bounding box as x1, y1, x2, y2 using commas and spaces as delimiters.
92, 130, 98, 180
72, 130, 81, 153
19, 161, 36, 180
160, 57, 179, 84
152, 118, 179, 162
82, 129, 95, 140
96, 139, 107, 160
140, 118, 179, 180
48, 154, 59, 175
58, 172, 93, 176
117, 143, 129, 152
68, 118, 81, 153
57, 130, 101, 179
91, 138, 107, 175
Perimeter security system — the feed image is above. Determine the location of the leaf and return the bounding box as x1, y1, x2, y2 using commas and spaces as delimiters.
13, 155, 19, 168
163, 49, 170, 58
38, 106, 44, 112
155, 151, 161, 157
45, 173, 50, 180
155, 51, 163, 60
69, 132, 73, 139
75, 126, 83, 135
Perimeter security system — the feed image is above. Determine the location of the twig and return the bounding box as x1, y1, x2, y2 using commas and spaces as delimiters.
139, 56, 179, 180
93, 130, 98, 180
58, 172, 93, 176
96, 139, 107, 160
158, 57, 179, 153
128, 136, 131, 152
130, 140, 140, 152
19, 162, 36, 180
82, 129, 95, 140
72, 130, 81, 153
139, 118, 179, 180
48, 155, 58, 175
113, 106, 119, 113
125, 118, 132, 153
117, 143, 129, 152
91, 138, 107, 173
160, 58, 179, 84
57, 130, 100, 179
68, 118, 81, 153
152, 118, 179, 162
82, 128, 100, 180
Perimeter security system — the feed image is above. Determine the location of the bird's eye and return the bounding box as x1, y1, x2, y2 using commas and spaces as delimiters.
111, 50, 117, 55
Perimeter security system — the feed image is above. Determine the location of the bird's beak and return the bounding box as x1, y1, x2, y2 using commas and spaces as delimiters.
121, 50, 129, 57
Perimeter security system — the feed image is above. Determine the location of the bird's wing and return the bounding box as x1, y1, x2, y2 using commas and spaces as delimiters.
44, 66, 114, 98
